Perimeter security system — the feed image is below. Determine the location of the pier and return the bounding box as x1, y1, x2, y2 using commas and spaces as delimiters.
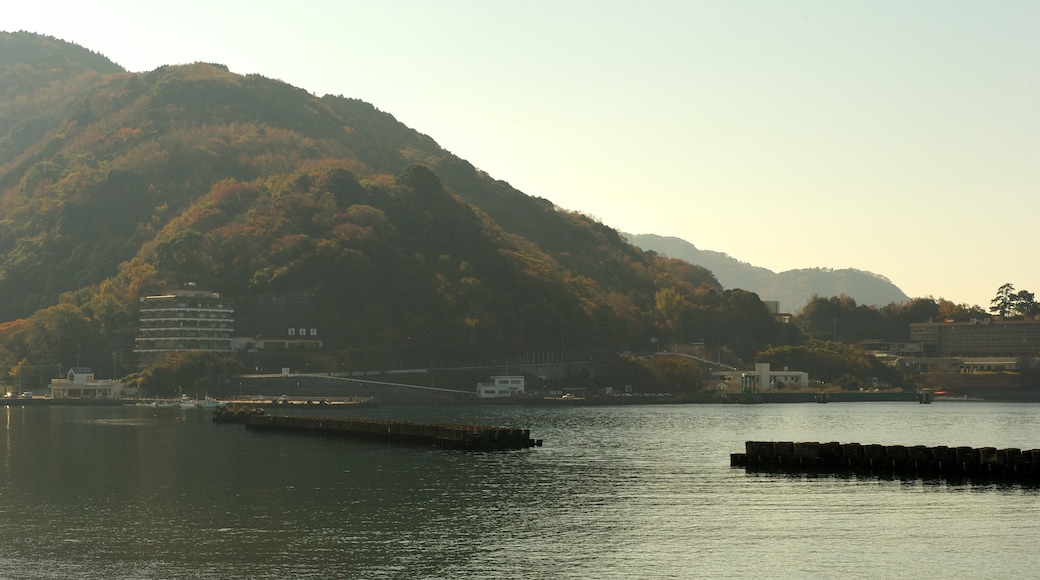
731, 441, 1040, 482
242, 415, 542, 451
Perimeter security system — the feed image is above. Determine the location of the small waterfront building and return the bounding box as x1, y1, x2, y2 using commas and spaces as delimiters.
49, 368, 125, 399
858, 339, 924, 360
476, 376, 526, 399
711, 363, 810, 393
230, 332, 323, 352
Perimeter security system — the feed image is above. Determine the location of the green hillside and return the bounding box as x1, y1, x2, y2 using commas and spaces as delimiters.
0, 32, 124, 165
0, 31, 797, 384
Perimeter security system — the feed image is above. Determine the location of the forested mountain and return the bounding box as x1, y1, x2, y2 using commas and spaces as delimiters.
0, 31, 793, 378
0, 32, 124, 166
625, 233, 910, 312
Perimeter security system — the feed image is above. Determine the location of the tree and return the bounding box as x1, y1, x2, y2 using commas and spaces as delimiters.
989, 284, 1038, 319
1013, 290, 1039, 319
936, 299, 986, 321
123, 351, 243, 397
991, 283, 1016, 318
152, 229, 213, 281
654, 287, 690, 333
641, 355, 702, 393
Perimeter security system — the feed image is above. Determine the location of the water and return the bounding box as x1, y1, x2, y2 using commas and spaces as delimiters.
2, 402, 1039, 579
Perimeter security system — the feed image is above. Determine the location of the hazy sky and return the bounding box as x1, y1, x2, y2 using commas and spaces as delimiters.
6, 2, 1038, 309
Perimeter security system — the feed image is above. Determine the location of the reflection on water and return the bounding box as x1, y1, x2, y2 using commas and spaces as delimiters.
84, 418, 164, 427
1, 402, 1039, 578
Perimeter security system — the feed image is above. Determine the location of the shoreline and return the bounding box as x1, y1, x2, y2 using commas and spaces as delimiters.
6, 389, 1040, 407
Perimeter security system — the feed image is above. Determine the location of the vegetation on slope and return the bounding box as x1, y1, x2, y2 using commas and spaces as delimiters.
6, 32, 1020, 396
1, 32, 793, 390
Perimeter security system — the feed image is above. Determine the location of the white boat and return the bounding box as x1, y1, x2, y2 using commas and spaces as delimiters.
200, 398, 225, 409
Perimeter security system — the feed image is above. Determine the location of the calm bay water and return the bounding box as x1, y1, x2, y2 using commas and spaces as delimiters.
2, 401, 1039, 579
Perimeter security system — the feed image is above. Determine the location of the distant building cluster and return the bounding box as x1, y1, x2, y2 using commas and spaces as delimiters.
910, 318, 1040, 358
861, 318, 1040, 375
133, 284, 323, 365
113, 288, 1040, 400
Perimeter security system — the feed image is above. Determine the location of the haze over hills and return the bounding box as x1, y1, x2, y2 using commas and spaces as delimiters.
625, 233, 910, 312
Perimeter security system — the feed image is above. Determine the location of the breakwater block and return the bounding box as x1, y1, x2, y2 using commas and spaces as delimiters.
212, 405, 266, 423
731, 441, 1040, 482
244, 415, 543, 451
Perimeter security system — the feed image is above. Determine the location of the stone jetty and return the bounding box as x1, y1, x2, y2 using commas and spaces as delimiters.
243, 415, 542, 451
731, 441, 1040, 482
212, 404, 266, 423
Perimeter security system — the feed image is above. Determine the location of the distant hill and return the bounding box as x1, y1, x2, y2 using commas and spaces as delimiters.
624, 233, 909, 312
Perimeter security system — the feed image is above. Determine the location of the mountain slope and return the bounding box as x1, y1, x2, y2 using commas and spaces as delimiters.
0, 32, 124, 166
625, 233, 909, 311
1, 32, 780, 375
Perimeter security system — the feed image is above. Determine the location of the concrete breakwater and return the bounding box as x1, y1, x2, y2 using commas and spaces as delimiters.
244, 415, 542, 451
212, 405, 266, 423
731, 441, 1040, 482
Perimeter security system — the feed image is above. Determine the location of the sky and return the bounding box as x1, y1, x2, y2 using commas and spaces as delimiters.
5, 1, 1039, 310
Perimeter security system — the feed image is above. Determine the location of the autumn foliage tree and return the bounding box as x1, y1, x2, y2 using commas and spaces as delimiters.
121, 351, 243, 398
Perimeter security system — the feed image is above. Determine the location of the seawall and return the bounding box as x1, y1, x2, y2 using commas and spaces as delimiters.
243, 415, 542, 450
731, 441, 1040, 482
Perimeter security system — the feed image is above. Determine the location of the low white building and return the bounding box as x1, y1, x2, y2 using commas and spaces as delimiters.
49, 368, 126, 399
476, 376, 525, 399
231, 335, 323, 351
711, 363, 810, 393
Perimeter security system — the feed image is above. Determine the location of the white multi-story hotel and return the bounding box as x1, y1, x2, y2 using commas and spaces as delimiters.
134, 285, 234, 356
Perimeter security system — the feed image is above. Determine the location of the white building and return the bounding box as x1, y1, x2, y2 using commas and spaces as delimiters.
230, 332, 323, 352
49, 368, 126, 399
476, 376, 526, 399
134, 285, 234, 356
711, 363, 809, 392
